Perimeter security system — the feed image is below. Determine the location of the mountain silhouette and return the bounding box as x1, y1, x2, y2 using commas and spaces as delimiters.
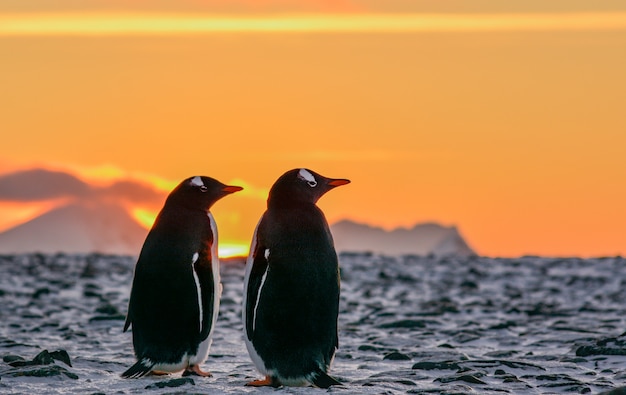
330, 220, 475, 257
0, 202, 147, 255
0, 205, 475, 257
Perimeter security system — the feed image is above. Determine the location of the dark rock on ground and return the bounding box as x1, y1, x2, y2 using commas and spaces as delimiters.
412, 361, 461, 370
5, 349, 70, 367
383, 352, 411, 361
5, 364, 78, 379
49, 350, 72, 367
600, 387, 626, 395
576, 336, 626, 357
378, 319, 427, 329
144, 377, 195, 389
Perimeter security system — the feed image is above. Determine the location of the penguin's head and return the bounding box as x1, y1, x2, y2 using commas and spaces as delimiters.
268, 168, 350, 207
166, 176, 243, 211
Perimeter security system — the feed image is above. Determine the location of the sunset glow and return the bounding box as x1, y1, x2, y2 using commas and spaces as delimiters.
1, 1, 625, 257
131, 201, 253, 258
131, 208, 158, 230
218, 243, 251, 259
1, 12, 626, 36
0, 201, 65, 233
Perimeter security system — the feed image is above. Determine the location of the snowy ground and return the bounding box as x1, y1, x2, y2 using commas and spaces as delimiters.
2, 253, 626, 394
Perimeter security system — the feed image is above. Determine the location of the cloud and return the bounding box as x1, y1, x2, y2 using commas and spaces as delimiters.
0, 169, 91, 201
0, 168, 165, 205
99, 180, 167, 206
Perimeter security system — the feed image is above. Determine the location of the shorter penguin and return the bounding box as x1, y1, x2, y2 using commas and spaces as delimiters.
122, 176, 242, 378
243, 168, 349, 388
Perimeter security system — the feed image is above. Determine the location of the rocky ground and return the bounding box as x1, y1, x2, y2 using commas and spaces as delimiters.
1, 253, 626, 394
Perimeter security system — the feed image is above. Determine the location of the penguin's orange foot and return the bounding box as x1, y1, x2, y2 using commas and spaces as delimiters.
151, 370, 170, 376
183, 365, 212, 377
245, 376, 277, 387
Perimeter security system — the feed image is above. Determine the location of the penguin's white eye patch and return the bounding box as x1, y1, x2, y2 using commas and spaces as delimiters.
190, 176, 208, 192
190, 176, 204, 187
298, 168, 317, 187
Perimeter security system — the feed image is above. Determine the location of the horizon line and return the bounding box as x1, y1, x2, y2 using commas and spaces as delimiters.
1, 12, 626, 36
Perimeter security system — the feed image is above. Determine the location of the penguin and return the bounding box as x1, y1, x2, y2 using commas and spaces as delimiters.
242, 168, 350, 388
122, 176, 242, 378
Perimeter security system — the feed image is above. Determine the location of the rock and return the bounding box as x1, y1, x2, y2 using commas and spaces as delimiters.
5, 349, 72, 370
412, 361, 460, 370
383, 352, 411, 361
599, 387, 626, 395
145, 377, 195, 389
420, 297, 460, 314
32, 350, 55, 365
32, 287, 51, 299
94, 303, 121, 315
3, 355, 26, 365
435, 373, 487, 385
7, 365, 78, 379
378, 320, 427, 329
489, 320, 518, 330
358, 344, 395, 353
575, 337, 626, 357
560, 356, 587, 363
576, 346, 626, 357
89, 315, 126, 322
49, 350, 72, 367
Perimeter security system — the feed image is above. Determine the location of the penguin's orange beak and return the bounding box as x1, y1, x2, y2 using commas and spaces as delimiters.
328, 179, 350, 187
222, 185, 243, 194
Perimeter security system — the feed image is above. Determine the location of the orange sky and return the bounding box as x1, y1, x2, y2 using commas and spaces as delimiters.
1, 0, 625, 257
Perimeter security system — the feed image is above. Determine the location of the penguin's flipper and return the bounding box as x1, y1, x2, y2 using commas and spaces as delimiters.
121, 358, 155, 379
123, 315, 131, 332
310, 370, 342, 388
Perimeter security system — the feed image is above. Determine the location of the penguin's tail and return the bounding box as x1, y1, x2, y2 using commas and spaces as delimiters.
310, 369, 342, 388
121, 358, 155, 379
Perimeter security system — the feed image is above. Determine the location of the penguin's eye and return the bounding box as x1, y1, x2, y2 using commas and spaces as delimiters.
306, 180, 317, 188
199, 185, 208, 192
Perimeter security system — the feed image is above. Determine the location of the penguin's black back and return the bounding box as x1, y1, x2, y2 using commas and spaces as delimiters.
125, 204, 215, 364
247, 202, 339, 379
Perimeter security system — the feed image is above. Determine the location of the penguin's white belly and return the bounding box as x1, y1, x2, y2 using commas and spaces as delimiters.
187, 213, 222, 367
242, 220, 273, 377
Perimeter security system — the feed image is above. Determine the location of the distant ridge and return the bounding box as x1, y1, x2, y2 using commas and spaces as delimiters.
0, 202, 475, 258
330, 219, 475, 257
0, 202, 147, 255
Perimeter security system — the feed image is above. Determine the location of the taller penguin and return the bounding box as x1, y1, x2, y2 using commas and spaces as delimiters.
122, 176, 242, 378
243, 168, 350, 388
